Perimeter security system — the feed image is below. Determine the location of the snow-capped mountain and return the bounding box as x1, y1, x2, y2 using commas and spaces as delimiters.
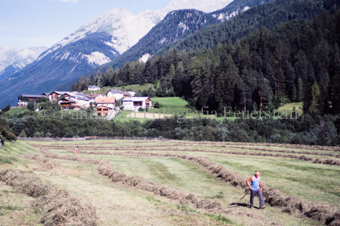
0, 0, 237, 107
166, 0, 233, 13
92, 9, 221, 74
39, 0, 233, 62
0, 46, 47, 82
0, 46, 17, 72
86, 0, 271, 75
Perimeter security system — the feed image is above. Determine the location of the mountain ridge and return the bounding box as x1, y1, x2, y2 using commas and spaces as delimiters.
0, 46, 47, 83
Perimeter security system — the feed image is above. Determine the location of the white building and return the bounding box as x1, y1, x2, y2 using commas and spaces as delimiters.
106, 89, 124, 101
88, 86, 101, 91
128, 91, 136, 97
122, 97, 152, 111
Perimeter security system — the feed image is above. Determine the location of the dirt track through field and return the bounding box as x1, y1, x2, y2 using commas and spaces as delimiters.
35, 144, 340, 226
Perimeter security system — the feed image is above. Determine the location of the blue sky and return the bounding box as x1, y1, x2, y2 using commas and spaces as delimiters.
0, 0, 170, 50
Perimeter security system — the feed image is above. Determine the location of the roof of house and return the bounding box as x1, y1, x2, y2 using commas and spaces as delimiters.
97, 105, 113, 109
96, 96, 116, 104
107, 89, 123, 94
123, 97, 150, 102
88, 85, 100, 89
50, 91, 70, 95
85, 94, 102, 99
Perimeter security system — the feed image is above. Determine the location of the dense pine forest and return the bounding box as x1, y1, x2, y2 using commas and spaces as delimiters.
89, 0, 337, 75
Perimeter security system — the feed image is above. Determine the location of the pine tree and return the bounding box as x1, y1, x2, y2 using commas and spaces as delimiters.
19, 130, 27, 138
106, 67, 114, 86
284, 60, 296, 99
90, 75, 95, 85
309, 81, 321, 115
297, 77, 304, 102
276, 68, 286, 98
112, 71, 119, 86
169, 64, 176, 77
292, 86, 297, 102
128, 63, 135, 84
239, 68, 254, 112
215, 54, 238, 107
189, 58, 203, 98
328, 44, 340, 114
96, 70, 102, 87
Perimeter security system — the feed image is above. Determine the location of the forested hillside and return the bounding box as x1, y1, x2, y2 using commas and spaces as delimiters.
74, 8, 340, 116
86, 0, 276, 76
158, 0, 339, 55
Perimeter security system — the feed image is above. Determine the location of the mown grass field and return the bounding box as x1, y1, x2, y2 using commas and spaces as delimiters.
277, 102, 303, 116
4, 108, 27, 116
1, 139, 339, 225
116, 97, 300, 122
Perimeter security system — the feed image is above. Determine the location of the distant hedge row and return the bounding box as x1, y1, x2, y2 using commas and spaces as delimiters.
1, 111, 339, 146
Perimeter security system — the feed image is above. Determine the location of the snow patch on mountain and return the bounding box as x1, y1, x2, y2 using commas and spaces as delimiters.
178, 22, 189, 33
214, 5, 250, 21
139, 53, 152, 63
159, 37, 168, 44
0, 46, 17, 72
0, 46, 47, 72
60, 52, 70, 60
84, 52, 111, 66
167, 0, 233, 13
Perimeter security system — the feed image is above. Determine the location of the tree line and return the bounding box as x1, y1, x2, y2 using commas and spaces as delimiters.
0, 110, 339, 146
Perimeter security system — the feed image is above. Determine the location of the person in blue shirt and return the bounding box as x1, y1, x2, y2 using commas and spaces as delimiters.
246, 171, 265, 209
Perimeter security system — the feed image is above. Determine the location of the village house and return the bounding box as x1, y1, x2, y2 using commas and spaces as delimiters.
71, 93, 91, 108
123, 91, 131, 98
96, 96, 116, 116
123, 91, 137, 98
88, 85, 101, 91
48, 91, 69, 101
128, 91, 136, 97
58, 93, 91, 110
17, 94, 45, 107
85, 93, 103, 103
122, 97, 152, 111
59, 98, 80, 110
106, 89, 124, 101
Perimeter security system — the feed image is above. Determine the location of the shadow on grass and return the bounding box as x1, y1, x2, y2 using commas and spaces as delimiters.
229, 203, 249, 208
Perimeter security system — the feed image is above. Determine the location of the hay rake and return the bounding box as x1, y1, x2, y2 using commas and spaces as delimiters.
229, 190, 250, 207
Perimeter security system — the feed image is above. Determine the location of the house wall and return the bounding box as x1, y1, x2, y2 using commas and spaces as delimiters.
97, 103, 115, 109
49, 93, 59, 101
89, 87, 100, 91
107, 92, 124, 100
123, 99, 152, 111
